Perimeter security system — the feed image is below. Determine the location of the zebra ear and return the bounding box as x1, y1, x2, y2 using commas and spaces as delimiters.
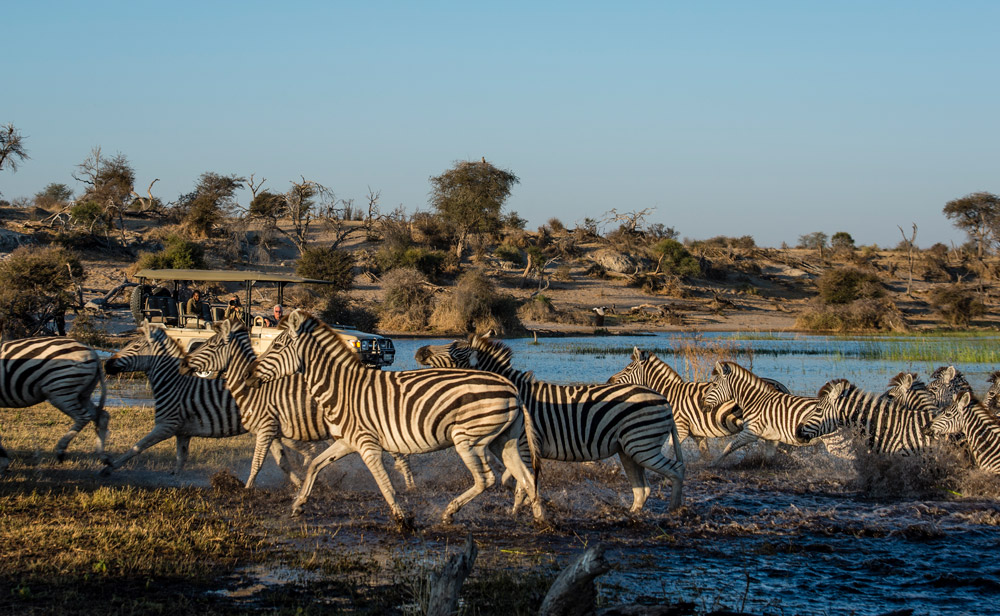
902, 373, 913, 388
714, 361, 729, 376
959, 391, 971, 408
287, 309, 307, 333
216, 319, 232, 337
945, 366, 956, 382
632, 347, 641, 361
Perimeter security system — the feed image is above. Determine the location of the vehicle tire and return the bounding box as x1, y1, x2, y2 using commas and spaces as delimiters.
130, 285, 147, 324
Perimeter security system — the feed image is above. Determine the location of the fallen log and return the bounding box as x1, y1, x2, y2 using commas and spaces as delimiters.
538, 543, 612, 616
425, 534, 478, 616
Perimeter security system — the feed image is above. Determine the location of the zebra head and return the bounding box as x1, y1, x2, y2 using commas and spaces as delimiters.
702, 361, 736, 411
984, 371, 1000, 413
929, 391, 973, 437
245, 309, 313, 387
106, 324, 188, 375
927, 365, 972, 409
414, 340, 473, 368
187, 319, 246, 375
797, 379, 851, 441
607, 346, 649, 385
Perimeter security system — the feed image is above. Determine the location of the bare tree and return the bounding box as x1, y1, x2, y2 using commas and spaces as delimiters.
73, 147, 136, 243
897, 223, 917, 297
602, 207, 656, 235
0, 123, 29, 175
129, 178, 161, 214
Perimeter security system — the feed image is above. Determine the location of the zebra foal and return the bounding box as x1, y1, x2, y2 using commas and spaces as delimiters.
246, 310, 546, 525
186, 319, 413, 489
797, 379, 934, 455
879, 372, 940, 413
101, 323, 307, 482
929, 392, 1000, 474
0, 336, 108, 472
415, 336, 685, 512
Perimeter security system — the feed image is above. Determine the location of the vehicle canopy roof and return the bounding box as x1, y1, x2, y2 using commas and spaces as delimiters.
135, 269, 337, 285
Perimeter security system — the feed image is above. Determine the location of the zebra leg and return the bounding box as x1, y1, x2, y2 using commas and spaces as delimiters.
494, 435, 547, 524
291, 440, 357, 516
711, 429, 759, 467
54, 414, 90, 462
245, 428, 279, 488
0, 437, 8, 475
487, 438, 527, 515
696, 438, 711, 459
618, 453, 650, 512
628, 449, 685, 511
442, 442, 494, 525
390, 453, 417, 491
355, 443, 412, 525
101, 421, 182, 476
92, 407, 111, 463
173, 435, 192, 474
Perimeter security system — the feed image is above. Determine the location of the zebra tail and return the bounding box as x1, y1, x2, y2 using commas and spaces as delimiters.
96, 359, 108, 413
521, 404, 543, 499
669, 409, 685, 471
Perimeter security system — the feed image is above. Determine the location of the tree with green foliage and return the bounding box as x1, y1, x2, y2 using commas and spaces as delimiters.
649, 238, 701, 277
815, 267, 884, 304
0, 245, 84, 337
943, 192, 1000, 259
930, 285, 986, 327
831, 231, 855, 252
73, 147, 135, 242
296, 246, 355, 292
136, 235, 206, 270
33, 183, 73, 209
798, 231, 829, 256
430, 158, 519, 260
176, 172, 245, 237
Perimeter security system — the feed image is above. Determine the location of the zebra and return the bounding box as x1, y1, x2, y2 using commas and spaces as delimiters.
983, 372, 1000, 417
101, 323, 309, 482
414, 335, 685, 512
929, 391, 1000, 473
797, 379, 934, 455
606, 347, 792, 459
702, 361, 818, 466
0, 337, 109, 473
879, 372, 940, 412
245, 310, 546, 525
927, 365, 975, 409
186, 319, 414, 490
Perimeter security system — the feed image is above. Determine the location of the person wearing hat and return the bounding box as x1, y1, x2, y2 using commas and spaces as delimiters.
224, 294, 244, 321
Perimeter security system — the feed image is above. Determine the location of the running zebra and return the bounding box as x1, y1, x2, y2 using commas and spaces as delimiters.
927, 366, 975, 409
102, 324, 308, 482
703, 362, 818, 466
246, 310, 546, 525
607, 347, 792, 458
186, 319, 414, 489
929, 392, 1000, 473
983, 372, 1000, 417
0, 337, 109, 472
880, 372, 940, 412
797, 379, 934, 455
415, 335, 685, 512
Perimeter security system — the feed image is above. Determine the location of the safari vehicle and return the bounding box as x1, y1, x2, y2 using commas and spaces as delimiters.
129, 269, 394, 367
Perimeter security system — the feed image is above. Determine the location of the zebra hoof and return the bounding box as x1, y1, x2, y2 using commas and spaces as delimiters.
98, 465, 114, 477
395, 516, 416, 533
290, 503, 306, 517
56, 452, 67, 463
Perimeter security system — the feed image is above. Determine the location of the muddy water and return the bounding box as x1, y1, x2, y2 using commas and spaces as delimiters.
102, 333, 1000, 615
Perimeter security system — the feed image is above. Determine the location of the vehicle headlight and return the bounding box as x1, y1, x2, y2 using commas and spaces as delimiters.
361, 340, 371, 351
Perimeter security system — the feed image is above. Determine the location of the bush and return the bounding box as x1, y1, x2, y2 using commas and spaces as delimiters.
929, 286, 985, 327
429, 271, 524, 335
69, 201, 110, 231
648, 239, 701, 277
410, 211, 453, 249
0, 246, 84, 338
69, 313, 110, 348
546, 217, 565, 233
375, 245, 447, 281
517, 294, 556, 322
830, 231, 855, 252
815, 268, 884, 305
296, 246, 355, 292
318, 293, 379, 333
797, 298, 905, 332
136, 235, 206, 271
379, 267, 434, 331
494, 243, 524, 266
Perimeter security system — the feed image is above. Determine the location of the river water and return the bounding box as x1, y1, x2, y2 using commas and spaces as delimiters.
102, 332, 1000, 615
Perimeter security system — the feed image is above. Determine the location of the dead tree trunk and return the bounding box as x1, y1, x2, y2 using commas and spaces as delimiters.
425, 534, 478, 616
538, 543, 612, 616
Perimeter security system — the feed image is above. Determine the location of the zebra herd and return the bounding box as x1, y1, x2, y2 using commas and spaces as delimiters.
2, 310, 999, 529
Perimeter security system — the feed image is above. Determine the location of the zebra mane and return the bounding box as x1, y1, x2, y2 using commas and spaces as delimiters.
887, 372, 923, 390
818, 378, 853, 399
932, 365, 973, 391
989, 371, 1000, 385
289, 310, 363, 367
146, 325, 188, 360
469, 334, 514, 369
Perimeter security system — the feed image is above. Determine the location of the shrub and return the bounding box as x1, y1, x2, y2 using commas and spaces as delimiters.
319, 293, 379, 333
410, 211, 453, 249
0, 246, 84, 338
69, 201, 109, 231
815, 268, 884, 305
69, 313, 110, 348
375, 245, 447, 281
295, 246, 355, 292
517, 294, 556, 322
546, 217, 566, 233
648, 239, 700, 277
429, 271, 524, 335
797, 298, 905, 332
494, 243, 524, 266
501, 211, 527, 230
136, 235, 206, 271
929, 286, 986, 327
830, 231, 855, 252
379, 267, 434, 331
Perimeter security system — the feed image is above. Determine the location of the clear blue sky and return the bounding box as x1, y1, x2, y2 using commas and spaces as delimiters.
4, 1, 998, 248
